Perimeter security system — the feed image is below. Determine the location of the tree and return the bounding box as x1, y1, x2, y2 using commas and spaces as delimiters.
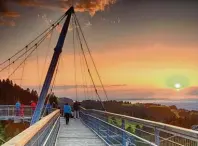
0, 79, 38, 105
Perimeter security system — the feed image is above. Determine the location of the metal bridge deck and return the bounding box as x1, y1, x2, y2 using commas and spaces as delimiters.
55, 117, 106, 146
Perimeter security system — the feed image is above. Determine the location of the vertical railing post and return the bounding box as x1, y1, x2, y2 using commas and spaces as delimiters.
12, 106, 14, 117
8, 106, 9, 116
97, 118, 100, 134
155, 128, 160, 146
107, 124, 110, 144
122, 119, 126, 146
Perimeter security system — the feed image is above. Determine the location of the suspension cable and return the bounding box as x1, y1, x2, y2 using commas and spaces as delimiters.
38, 29, 54, 93
7, 29, 53, 78
0, 22, 59, 74
0, 13, 67, 67
79, 49, 88, 100
19, 46, 27, 86
79, 51, 90, 100
72, 16, 78, 101
36, 43, 40, 89
74, 15, 105, 110
74, 13, 109, 101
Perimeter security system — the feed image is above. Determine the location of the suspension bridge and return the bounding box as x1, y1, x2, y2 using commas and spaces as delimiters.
0, 6, 198, 146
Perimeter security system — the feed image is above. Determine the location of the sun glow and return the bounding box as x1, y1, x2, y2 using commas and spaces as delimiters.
175, 83, 181, 89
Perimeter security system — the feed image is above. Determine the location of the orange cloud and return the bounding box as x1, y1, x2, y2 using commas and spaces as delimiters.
0, 0, 117, 26
73, 0, 116, 16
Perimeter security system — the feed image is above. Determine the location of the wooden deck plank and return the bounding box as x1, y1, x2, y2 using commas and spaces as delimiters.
56, 117, 106, 146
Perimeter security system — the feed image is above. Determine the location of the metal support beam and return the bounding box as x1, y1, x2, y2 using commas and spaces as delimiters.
30, 7, 74, 125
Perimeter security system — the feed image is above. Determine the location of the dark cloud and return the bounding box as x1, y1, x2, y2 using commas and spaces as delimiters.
0, 0, 116, 26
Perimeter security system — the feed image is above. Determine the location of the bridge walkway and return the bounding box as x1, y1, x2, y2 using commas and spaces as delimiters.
55, 117, 106, 146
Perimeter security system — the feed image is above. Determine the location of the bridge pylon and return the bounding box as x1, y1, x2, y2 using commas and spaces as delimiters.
30, 7, 74, 125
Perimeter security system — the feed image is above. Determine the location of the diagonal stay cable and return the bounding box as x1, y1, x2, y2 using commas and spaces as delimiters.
72, 16, 78, 101
19, 47, 27, 86
74, 13, 109, 101
0, 13, 66, 67
38, 29, 54, 93
7, 29, 52, 78
0, 27, 55, 73
74, 16, 105, 111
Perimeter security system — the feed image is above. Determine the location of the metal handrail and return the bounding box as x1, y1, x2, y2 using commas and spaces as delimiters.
0, 105, 56, 118
80, 110, 157, 146
84, 108, 198, 141
2, 110, 60, 146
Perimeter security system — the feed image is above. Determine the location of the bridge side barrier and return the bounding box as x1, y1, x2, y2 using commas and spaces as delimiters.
81, 107, 198, 146
0, 105, 57, 121
2, 109, 60, 146
80, 109, 157, 146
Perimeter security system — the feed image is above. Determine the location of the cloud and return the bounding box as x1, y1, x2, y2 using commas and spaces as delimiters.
0, 18, 15, 26
1, 0, 116, 17
0, 0, 116, 26
184, 86, 198, 96
73, 0, 116, 16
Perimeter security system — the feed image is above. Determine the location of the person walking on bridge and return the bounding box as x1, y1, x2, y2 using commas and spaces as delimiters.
15, 100, 21, 116
64, 103, 71, 125
30, 101, 36, 114
73, 101, 80, 119
20, 103, 24, 118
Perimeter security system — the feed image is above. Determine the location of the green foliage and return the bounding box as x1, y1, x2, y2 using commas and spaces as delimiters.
108, 117, 143, 134
0, 123, 5, 145
46, 92, 58, 107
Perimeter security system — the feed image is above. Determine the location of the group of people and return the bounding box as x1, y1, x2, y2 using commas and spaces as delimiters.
15, 100, 80, 124
15, 100, 36, 117
63, 101, 80, 125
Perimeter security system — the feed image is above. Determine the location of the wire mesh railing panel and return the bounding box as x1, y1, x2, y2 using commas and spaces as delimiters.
81, 108, 198, 146
80, 111, 157, 146
2, 110, 60, 146
26, 116, 60, 146
0, 105, 56, 120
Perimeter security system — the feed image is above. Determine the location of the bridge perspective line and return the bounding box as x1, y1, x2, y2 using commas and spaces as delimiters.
1, 107, 198, 146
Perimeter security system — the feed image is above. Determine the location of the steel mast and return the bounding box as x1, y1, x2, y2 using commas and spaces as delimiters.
30, 7, 74, 125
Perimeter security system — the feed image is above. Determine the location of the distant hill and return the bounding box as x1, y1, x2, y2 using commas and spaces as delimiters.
81, 100, 198, 129
58, 97, 73, 109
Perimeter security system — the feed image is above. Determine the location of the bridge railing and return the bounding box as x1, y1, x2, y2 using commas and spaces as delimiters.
81, 108, 198, 146
0, 105, 56, 119
2, 110, 60, 146
0, 105, 33, 117
80, 108, 157, 146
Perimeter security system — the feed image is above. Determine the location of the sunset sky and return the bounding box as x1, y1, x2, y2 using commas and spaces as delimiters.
0, 0, 198, 100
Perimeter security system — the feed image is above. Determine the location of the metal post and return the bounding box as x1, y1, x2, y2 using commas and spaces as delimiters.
30, 7, 74, 125
155, 128, 160, 146
8, 106, 9, 116
122, 119, 126, 146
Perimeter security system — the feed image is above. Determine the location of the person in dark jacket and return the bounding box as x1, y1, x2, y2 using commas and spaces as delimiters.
73, 101, 80, 119
64, 103, 71, 124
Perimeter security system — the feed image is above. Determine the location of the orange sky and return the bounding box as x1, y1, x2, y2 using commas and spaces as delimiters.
1, 0, 198, 100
